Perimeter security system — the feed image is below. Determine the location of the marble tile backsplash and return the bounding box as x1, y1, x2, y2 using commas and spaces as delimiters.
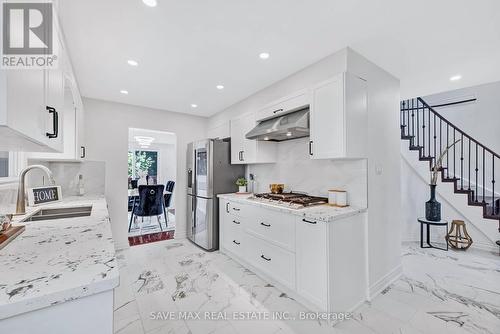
247, 137, 368, 208
0, 161, 105, 214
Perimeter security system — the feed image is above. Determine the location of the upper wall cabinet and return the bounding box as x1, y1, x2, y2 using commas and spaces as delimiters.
207, 120, 230, 140
0, 6, 69, 153
230, 112, 276, 164
256, 90, 309, 121
309, 72, 367, 159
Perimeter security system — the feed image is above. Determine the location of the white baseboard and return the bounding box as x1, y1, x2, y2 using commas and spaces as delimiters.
368, 264, 402, 300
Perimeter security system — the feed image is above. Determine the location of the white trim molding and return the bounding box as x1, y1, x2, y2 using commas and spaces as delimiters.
368, 264, 403, 300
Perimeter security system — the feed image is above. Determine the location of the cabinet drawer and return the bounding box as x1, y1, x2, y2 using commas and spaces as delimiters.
257, 91, 309, 121
246, 233, 296, 289
246, 207, 295, 251
222, 218, 247, 257
225, 201, 251, 218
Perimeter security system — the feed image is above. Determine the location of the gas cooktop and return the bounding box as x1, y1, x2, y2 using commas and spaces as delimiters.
251, 192, 328, 209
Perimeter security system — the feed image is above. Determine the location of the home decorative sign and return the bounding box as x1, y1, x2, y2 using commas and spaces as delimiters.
27, 186, 62, 206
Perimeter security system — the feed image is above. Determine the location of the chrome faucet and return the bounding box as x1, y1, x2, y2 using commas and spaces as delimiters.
16, 165, 55, 215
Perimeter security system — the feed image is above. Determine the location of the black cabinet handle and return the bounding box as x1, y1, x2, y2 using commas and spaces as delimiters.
80, 146, 86, 159
302, 218, 317, 224
233, 240, 240, 245
260, 222, 271, 227
309, 140, 313, 156
46, 106, 59, 138
232, 220, 240, 225
238, 151, 242, 161
226, 202, 230, 213
260, 254, 271, 261
241, 151, 245, 161
272, 108, 284, 114
232, 207, 241, 211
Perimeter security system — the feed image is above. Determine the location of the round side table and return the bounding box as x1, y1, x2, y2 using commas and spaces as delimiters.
417, 218, 448, 251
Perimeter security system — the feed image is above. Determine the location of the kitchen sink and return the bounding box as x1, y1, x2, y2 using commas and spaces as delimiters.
24, 205, 93, 222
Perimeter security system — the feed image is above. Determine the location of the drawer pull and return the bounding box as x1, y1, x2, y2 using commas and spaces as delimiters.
302, 218, 317, 224
260, 254, 271, 261
232, 220, 241, 225
232, 207, 241, 211
233, 240, 240, 245
272, 108, 284, 114
226, 203, 230, 213
260, 222, 271, 227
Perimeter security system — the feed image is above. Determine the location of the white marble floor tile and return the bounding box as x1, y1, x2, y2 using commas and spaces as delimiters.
114, 240, 500, 334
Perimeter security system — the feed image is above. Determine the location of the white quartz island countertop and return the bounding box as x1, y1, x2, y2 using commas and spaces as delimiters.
218, 193, 367, 222
0, 196, 119, 320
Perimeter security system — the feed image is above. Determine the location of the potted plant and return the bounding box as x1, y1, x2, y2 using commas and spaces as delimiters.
426, 139, 460, 221
236, 178, 248, 193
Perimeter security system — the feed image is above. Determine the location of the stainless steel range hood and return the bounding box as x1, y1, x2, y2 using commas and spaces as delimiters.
245, 108, 310, 142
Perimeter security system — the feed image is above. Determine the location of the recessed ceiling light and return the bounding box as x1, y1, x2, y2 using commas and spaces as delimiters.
120, 90, 129, 95
450, 75, 462, 81
142, 0, 157, 7
127, 59, 138, 66
264, 136, 269, 141
191, 104, 198, 108
216, 85, 224, 90
259, 52, 270, 60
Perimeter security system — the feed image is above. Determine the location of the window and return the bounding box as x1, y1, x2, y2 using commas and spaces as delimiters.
128, 150, 159, 183
0, 151, 8, 177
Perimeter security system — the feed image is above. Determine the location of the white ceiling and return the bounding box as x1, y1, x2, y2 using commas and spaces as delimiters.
129, 128, 176, 145
59, 0, 500, 117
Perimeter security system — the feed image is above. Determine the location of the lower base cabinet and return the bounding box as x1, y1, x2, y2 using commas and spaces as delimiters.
219, 198, 367, 313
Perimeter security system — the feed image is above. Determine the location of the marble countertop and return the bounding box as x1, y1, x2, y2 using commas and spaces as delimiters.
0, 196, 119, 320
217, 193, 367, 222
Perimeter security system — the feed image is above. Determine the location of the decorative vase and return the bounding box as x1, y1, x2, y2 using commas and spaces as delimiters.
238, 186, 246, 193
425, 184, 441, 221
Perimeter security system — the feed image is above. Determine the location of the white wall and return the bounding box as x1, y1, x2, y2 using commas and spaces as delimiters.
83, 98, 207, 249
208, 47, 402, 296
423, 81, 500, 153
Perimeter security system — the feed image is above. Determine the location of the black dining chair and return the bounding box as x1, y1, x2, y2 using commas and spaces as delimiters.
129, 185, 167, 232
163, 181, 175, 226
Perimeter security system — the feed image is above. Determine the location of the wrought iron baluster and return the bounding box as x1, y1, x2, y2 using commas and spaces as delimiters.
475, 142, 479, 202
493, 155, 496, 215
433, 114, 437, 164
446, 126, 450, 178
453, 129, 456, 179
483, 147, 485, 203
411, 100, 415, 146
460, 133, 464, 189
468, 138, 471, 191
428, 108, 431, 157
416, 99, 420, 148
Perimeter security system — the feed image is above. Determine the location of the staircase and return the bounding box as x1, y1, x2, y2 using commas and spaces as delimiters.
400, 97, 500, 237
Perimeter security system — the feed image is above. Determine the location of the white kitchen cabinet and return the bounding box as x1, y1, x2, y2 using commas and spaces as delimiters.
0, 6, 68, 153
230, 112, 276, 164
219, 197, 367, 313
256, 90, 309, 121
309, 72, 367, 159
28, 83, 85, 161
26, 21, 86, 161
219, 199, 247, 258
207, 121, 230, 139
295, 217, 328, 310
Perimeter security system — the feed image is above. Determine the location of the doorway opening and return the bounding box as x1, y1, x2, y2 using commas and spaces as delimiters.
127, 128, 177, 246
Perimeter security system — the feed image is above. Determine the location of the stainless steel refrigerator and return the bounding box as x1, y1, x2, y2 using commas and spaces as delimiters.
187, 139, 245, 251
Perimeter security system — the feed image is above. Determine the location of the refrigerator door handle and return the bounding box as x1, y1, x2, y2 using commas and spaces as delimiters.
187, 168, 193, 188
